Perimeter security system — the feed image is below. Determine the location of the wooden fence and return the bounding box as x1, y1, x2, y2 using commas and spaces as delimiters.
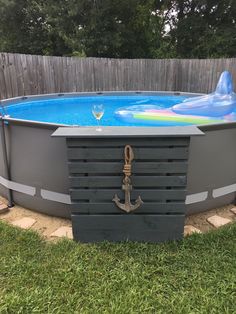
0, 52, 236, 99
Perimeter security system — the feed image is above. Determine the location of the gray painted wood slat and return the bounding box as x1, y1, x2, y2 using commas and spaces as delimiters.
71, 214, 185, 243
71, 202, 185, 214
68, 161, 188, 174
67, 147, 189, 160
55, 126, 203, 138
70, 189, 186, 201
67, 137, 190, 147
69, 176, 186, 187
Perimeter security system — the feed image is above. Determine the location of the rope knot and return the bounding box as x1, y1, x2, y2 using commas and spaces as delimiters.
123, 145, 134, 177
123, 164, 131, 176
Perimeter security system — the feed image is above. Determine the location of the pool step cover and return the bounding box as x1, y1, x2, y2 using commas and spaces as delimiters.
70, 138, 188, 242
52, 126, 203, 242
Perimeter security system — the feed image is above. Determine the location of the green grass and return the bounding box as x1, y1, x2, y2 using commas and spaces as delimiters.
0, 221, 235, 314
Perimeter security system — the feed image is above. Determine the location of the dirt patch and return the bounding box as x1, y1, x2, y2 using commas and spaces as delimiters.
0, 196, 71, 240
185, 204, 236, 232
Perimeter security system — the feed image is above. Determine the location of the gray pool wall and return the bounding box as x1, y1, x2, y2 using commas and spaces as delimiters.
0, 91, 235, 218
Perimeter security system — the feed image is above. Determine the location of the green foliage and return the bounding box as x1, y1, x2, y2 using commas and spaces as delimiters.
0, 0, 235, 58
74, 0, 164, 58
0, 0, 49, 54
170, 0, 236, 58
0, 221, 236, 313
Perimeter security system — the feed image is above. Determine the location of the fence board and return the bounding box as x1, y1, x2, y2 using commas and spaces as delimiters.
0, 53, 236, 99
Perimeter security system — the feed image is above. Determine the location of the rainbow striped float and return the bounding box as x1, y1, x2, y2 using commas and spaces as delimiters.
115, 106, 225, 126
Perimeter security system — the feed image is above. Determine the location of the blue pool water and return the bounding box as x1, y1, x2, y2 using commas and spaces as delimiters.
2, 94, 233, 126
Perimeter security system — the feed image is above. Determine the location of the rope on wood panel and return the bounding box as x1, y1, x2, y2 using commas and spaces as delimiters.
123, 145, 134, 177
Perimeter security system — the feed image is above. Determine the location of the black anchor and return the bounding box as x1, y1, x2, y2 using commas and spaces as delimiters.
113, 145, 143, 213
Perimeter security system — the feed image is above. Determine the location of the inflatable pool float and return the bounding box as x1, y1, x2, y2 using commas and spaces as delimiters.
172, 71, 236, 117
115, 106, 223, 126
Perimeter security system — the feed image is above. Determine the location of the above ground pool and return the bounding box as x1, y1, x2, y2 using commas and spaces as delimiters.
2, 92, 236, 127
0, 91, 236, 221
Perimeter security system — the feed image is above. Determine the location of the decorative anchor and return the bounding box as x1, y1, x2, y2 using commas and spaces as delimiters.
113, 145, 143, 213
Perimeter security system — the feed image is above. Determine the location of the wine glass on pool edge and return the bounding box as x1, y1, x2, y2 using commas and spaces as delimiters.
92, 104, 104, 131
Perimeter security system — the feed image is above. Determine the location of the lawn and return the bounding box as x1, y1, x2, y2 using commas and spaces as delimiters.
0, 221, 235, 314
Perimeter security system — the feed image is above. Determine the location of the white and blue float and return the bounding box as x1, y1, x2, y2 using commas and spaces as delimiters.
115, 71, 236, 125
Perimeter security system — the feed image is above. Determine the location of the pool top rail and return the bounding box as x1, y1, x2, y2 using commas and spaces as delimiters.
52, 126, 204, 138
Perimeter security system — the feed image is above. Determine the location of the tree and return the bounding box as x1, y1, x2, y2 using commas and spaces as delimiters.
0, 0, 235, 58
0, 0, 51, 54
0, 0, 168, 58
46, 0, 166, 58
169, 0, 236, 58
